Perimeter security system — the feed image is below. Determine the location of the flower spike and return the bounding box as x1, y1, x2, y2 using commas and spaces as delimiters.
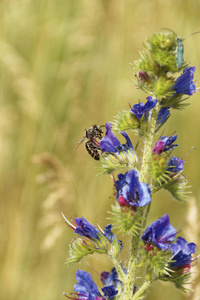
63, 30, 199, 299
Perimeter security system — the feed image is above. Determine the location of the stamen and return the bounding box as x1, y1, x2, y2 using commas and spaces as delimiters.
61, 212, 76, 230
181, 146, 195, 160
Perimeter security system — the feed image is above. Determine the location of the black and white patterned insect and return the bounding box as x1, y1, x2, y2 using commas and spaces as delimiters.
76, 125, 104, 160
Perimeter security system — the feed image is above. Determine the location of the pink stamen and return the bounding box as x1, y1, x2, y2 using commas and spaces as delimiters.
61, 212, 76, 230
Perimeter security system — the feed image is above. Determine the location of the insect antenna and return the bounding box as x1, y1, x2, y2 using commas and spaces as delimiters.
183, 31, 200, 40
85, 261, 102, 276
161, 27, 176, 35
181, 146, 196, 160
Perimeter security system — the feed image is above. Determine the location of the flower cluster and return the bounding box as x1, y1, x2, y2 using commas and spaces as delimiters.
65, 269, 118, 300
130, 96, 171, 126
150, 133, 188, 196
153, 134, 178, 155
63, 31, 198, 300
142, 214, 197, 282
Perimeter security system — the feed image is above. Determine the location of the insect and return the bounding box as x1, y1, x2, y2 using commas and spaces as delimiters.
76, 125, 104, 160
162, 28, 200, 69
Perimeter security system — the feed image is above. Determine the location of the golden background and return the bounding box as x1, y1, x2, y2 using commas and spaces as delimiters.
0, 1, 200, 300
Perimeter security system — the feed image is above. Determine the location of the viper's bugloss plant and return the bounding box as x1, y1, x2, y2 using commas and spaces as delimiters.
63, 30, 199, 300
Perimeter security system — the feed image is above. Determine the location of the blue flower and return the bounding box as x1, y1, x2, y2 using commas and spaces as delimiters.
169, 237, 196, 271
101, 286, 118, 299
101, 268, 121, 288
100, 123, 134, 154
142, 214, 177, 250
156, 107, 170, 124
167, 156, 185, 173
103, 225, 115, 243
153, 135, 178, 155
115, 170, 151, 208
173, 67, 196, 96
161, 135, 178, 151
69, 270, 119, 300
62, 215, 101, 241
130, 96, 157, 120
101, 267, 136, 295
103, 225, 123, 252
74, 217, 100, 240
74, 270, 104, 300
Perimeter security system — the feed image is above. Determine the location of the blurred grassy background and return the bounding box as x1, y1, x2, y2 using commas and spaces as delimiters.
0, 0, 200, 300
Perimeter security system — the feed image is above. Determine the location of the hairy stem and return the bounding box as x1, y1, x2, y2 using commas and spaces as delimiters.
108, 252, 127, 283
123, 101, 159, 300
140, 102, 160, 183
132, 280, 151, 300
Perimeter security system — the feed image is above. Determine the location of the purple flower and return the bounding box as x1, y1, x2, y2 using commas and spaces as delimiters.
152, 140, 165, 155
101, 268, 121, 288
100, 123, 134, 154
71, 270, 118, 300
101, 268, 137, 295
74, 270, 104, 300
153, 135, 178, 155
142, 214, 177, 250
156, 107, 170, 124
167, 156, 185, 173
103, 225, 123, 252
173, 67, 196, 96
169, 237, 196, 271
63, 215, 101, 241
130, 96, 157, 120
115, 170, 151, 208
103, 225, 115, 243
161, 135, 178, 151
74, 217, 100, 240
101, 286, 118, 299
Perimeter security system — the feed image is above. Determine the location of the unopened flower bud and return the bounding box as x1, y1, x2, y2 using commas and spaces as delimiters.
137, 71, 151, 85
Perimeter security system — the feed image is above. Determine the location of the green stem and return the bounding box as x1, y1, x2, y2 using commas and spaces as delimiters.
140, 102, 160, 183
132, 280, 151, 300
123, 101, 159, 300
108, 252, 127, 283
123, 236, 139, 299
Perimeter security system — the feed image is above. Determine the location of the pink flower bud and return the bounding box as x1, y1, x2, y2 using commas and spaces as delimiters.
137, 71, 151, 85
118, 196, 129, 207
153, 140, 165, 155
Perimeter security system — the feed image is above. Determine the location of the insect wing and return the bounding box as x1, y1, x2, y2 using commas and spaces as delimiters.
76, 135, 86, 149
